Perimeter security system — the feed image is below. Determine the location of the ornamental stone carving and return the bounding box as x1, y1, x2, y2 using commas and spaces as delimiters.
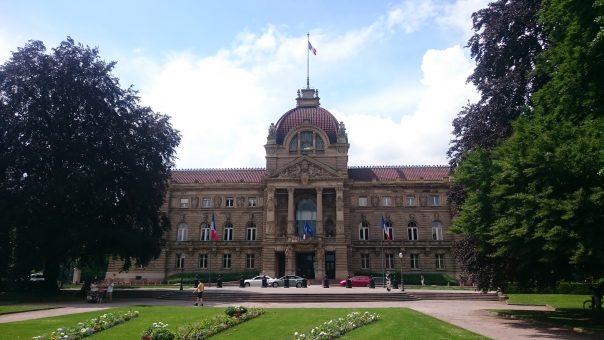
276, 160, 330, 179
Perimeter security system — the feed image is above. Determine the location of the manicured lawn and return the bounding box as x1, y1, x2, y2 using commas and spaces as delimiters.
0, 306, 485, 339
499, 294, 604, 335
507, 294, 590, 309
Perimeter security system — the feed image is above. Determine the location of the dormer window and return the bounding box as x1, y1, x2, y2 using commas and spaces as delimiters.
289, 130, 325, 154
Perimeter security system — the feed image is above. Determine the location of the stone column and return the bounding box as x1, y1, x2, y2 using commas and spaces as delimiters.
316, 187, 323, 236
287, 187, 295, 236
265, 187, 275, 235
335, 186, 344, 235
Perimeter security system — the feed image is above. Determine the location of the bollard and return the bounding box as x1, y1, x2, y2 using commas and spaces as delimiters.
239, 275, 245, 288
393, 278, 399, 290
262, 276, 267, 288
323, 277, 330, 288
302, 277, 308, 288
284, 276, 289, 288
217, 275, 223, 288
369, 278, 375, 289
345, 276, 352, 288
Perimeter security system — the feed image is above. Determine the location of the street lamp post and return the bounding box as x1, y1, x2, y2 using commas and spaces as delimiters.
398, 252, 405, 291
179, 254, 184, 291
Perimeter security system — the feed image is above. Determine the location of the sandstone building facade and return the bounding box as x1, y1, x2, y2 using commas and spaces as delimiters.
106, 87, 457, 282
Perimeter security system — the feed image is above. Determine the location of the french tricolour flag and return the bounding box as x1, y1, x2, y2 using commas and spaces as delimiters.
308, 41, 317, 55
210, 214, 219, 241
381, 215, 391, 240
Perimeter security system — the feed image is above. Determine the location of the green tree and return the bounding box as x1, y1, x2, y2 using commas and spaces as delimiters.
0, 38, 181, 290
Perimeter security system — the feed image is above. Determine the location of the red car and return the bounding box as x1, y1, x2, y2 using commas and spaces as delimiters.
339, 275, 372, 287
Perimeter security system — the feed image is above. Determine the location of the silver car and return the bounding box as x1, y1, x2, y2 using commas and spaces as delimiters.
269, 275, 305, 288
243, 275, 273, 287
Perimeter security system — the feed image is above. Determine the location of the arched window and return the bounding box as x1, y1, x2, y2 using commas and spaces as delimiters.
288, 130, 326, 154
383, 221, 393, 240
359, 221, 369, 240
177, 223, 188, 241
296, 198, 316, 237
200, 223, 210, 241
223, 222, 233, 241
407, 221, 418, 240
432, 221, 443, 240
246, 223, 257, 241
176, 253, 185, 269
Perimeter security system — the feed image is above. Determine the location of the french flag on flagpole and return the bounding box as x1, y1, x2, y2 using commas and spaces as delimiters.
210, 214, 219, 241
381, 215, 391, 240
308, 41, 317, 55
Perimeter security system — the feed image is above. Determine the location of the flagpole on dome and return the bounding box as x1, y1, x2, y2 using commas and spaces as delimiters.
306, 32, 310, 89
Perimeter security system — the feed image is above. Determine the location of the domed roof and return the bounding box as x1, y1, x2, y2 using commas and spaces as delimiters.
274, 88, 339, 144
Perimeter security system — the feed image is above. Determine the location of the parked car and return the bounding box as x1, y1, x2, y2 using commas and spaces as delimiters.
243, 275, 273, 287
29, 273, 45, 282
269, 275, 306, 288
339, 275, 372, 287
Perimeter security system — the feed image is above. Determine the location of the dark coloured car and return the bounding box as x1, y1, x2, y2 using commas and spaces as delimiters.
269, 275, 305, 288
339, 275, 372, 287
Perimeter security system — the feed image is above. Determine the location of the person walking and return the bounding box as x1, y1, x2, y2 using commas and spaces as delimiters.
194, 280, 205, 306
386, 271, 392, 292
106, 281, 114, 303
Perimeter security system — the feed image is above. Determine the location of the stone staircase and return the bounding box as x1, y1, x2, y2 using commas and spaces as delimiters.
159, 289, 418, 303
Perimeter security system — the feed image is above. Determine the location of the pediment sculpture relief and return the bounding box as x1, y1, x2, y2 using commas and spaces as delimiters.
275, 160, 331, 180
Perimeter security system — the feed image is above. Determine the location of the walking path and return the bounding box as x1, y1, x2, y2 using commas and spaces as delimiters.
0, 287, 598, 339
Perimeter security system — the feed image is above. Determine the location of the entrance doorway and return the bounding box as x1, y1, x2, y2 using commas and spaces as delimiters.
296, 252, 315, 279
325, 251, 335, 279
276, 252, 285, 278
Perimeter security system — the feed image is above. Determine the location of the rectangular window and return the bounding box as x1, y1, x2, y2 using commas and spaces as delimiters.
201, 198, 211, 208
431, 195, 441, 206
386, 254, 394, 268
180, 198, 189, 208
225, 197, 234, 207
246, 224, 257, 241
358, 196, 368, 206
224, 225, 233, 241
246, 254, 255, 269
436, 254, 445, 269
406, 195, 416, 206
410, 254, 419, 269
432, 223, 443, 240
200, 224, 210, 241
199, 254, 208, 269
383, 196, 392, 206
248, 197, 257, 207
361, 254, 370, 269
176, 254, 185, 269
223, 254, 231, 269
359, 222, 369, 241
408, 227, 418, 241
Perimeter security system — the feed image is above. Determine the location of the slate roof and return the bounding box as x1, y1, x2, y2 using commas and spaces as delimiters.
347, 166, 450, 181
170, 166, 450, 184
274, 106, 339, 144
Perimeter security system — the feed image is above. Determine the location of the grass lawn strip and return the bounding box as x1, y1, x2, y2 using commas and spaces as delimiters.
0, 305, 58, 315
0, 307, 486, 339
293, 311, 380, 339
496, 294, 604, 335
31, 310, 139, 339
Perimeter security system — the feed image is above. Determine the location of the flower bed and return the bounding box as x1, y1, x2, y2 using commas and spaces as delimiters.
32, 310, 139, 340
141, 307, 264, 340
293, 311, 380, 339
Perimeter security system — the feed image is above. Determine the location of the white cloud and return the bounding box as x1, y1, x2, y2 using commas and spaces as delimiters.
387, 0, 436, 33
438, 0, 492, 38
342, 45, 478, 166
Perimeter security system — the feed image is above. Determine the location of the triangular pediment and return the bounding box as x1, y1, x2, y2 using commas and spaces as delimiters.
270, 157, 341, 181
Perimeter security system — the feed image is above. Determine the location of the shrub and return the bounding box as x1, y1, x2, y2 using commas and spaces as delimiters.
224, 305, 247, 317
141, 322, 175, 340
293, 311, 380, 339
32, 310, 139, 340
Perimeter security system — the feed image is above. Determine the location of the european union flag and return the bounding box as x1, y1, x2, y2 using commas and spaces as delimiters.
303, 221, 314, 239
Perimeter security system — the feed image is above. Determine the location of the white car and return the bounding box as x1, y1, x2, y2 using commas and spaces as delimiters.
243, 275, 273, 287
29, 273, 45, 282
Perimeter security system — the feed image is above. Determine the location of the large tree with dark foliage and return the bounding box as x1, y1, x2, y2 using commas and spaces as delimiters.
452, 0, 604, 291
448, 0, 547, 167
0, 38, 181, 290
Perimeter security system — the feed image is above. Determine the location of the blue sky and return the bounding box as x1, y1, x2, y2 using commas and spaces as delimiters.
0, 0, 489, 168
